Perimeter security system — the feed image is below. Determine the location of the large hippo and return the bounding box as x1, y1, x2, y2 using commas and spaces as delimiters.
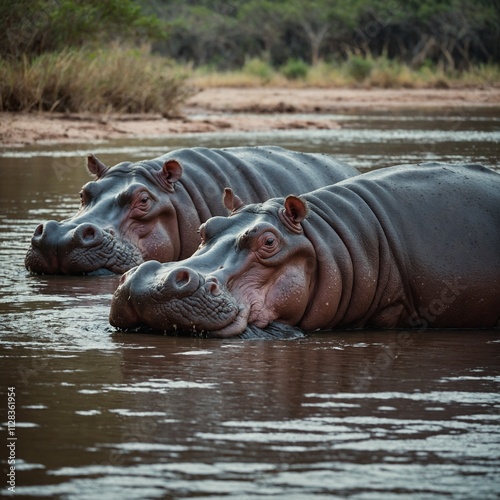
109, 163, 500, 336
25, 146, 358, 275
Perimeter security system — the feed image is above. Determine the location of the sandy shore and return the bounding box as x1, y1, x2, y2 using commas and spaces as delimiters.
1, 87, 499, 147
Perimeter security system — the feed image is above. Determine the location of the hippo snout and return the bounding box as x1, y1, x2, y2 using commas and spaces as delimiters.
122, 260, 163, 291
110, 259, 240, 333
26, 220, 125, 274
109, 262, 161, 329
29, 221, 105, 251
72, 223, 104, 247
160, 266, 202, 299
26, 220, 65, 273
109, 271, 140, 329
30, 220, 61, 249
155, 266, 224, 300
205, 276, 222, 296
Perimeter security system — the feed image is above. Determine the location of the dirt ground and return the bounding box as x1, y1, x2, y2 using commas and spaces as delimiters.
1, 87, 499, 147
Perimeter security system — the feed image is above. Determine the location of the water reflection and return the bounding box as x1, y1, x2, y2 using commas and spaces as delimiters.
1, 111, 499, 498
7, 332, 500, 498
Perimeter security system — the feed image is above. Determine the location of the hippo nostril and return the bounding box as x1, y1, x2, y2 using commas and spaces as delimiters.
163, 266, 201, 298
34, 224, 44, 237
73, 223, 103, 247
30, 224, 44, 246
30, 220, 60, 248
206, 279, 221, 296
82, 226, 96, 241
175, 269, 191, 287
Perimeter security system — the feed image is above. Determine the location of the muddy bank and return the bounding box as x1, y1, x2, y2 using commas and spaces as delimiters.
1, 87, 499, 147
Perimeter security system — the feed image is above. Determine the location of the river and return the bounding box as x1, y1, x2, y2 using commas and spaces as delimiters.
1, 109, 499, 499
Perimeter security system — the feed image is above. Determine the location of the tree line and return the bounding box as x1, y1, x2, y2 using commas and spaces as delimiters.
1, 0, 499, 70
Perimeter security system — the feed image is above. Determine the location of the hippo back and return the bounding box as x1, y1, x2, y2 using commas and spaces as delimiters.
298, 163, 500, 330
165, 146, 358, 218
25, 146, 357, 275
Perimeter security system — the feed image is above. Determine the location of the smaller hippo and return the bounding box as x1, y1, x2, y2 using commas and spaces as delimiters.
25, 146, 357, 275
109, 163, 500, 336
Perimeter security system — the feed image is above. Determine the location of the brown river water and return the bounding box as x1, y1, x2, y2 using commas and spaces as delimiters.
1, 109, 500, 499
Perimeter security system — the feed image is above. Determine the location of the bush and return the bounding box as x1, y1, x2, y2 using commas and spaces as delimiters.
280, 59, 309, 80
345, 56, 373, 83
242, 57, 274, 82
0, 46, 191, 114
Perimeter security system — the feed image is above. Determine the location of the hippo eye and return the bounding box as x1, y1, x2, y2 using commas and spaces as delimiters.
133, 191, 153, 213
80, 182, 99, 207
79, 190, 89, 207
257, 231, 280, 257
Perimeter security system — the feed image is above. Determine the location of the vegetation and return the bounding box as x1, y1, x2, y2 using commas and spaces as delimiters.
0, 0, 187, 113
281, 59, 309, 81
0, 0, 499, 113
0, 47, 190, 114
0, 0, 165, 58
153, 0, 500, 70
189, 57, 500, 89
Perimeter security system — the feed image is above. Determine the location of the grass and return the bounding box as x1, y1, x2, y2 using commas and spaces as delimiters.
189, 57, 500, 90
0, 45, 192, 114
1, 48, 498, 113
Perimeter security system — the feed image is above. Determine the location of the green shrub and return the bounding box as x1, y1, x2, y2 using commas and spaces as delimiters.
345, 56, 373, 83
280, 58, 309, 80
242, 57, 274, 82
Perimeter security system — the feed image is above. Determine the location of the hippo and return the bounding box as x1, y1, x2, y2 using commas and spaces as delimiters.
25, 146, 358, 275
109, 163, 500, 336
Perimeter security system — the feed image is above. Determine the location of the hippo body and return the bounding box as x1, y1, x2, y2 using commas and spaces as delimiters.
25, 146, 358, 275
109, 163, 500, 336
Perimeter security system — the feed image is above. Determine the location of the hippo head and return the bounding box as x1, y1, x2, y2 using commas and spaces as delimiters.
109, 189, 318, 337
25, 155, 185, 275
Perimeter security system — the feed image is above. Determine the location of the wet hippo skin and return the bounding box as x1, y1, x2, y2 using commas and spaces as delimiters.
109, 163, 500, 336
25, 146, 358, 275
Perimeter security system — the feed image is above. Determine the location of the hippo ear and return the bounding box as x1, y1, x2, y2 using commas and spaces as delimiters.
280, 195, 308, 233
87, 154, 109, 179
223, 188, 245, 214
159, 159, 183, 192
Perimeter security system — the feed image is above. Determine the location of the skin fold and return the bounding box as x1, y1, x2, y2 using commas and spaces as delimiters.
25, 146, 358, 275
109, 163, 500, 336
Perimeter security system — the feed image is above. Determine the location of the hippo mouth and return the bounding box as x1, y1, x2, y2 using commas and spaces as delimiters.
149, 276, 251, 337
110, 264, 251, 337
25, 228, 144, 275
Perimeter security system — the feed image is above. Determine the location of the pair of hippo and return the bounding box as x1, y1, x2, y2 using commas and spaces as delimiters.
26, 146, 500, 337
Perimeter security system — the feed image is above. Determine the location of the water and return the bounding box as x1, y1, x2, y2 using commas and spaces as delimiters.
1, 109, 499, 498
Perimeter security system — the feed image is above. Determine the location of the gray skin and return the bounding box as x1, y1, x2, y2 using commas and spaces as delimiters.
24, 146, 358, 275
109, 163, 500, 336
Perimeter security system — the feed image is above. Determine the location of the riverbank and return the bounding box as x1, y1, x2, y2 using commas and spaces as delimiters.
1, 87, 499, 147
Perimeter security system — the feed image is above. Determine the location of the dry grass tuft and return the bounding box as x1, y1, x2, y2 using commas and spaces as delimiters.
0, 46, 192, 114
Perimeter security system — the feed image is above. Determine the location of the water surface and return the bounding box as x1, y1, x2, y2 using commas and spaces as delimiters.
1, 109, 499, 498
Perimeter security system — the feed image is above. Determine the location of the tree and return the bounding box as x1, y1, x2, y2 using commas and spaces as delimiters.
361, 0, 500, 68
149, 0, 245, 67
283, 0, 368, 65
237, 0, 289, 62
0, 0, 165, 59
